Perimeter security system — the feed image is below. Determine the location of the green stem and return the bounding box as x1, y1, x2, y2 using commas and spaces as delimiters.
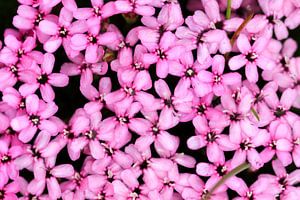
226, 0, 232, 19
203, 162, 250, 200
251, 107, 260, 121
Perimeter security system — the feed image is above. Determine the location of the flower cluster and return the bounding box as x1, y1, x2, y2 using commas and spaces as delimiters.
0, 0, 300, 199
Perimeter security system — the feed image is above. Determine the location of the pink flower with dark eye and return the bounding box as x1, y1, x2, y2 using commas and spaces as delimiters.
141, 31, 185, 78
70, 23, 117, 63
111, 44, 151, 85
154, 79, 194, 126
27, 160, 74, 199
263, 87, 298, 127
60, 53, 108, 86
0, 137, 23, 180
38, 7, 87, 54
270, 159, 300, 199
220, 91, 259, 143
42, 113, 89, 161
260, 122, 293, 166
196, 159, 246, 197
10, 94, 58, 143
232, 172, 281, 200
105, 24, 141, 67
14, 131, 52, 171
13, 4, 52, 34
230, 129, 270, 169
197, 55, 242, 96
229, 34, 276, 83
134, 110, 179, 154
99, 99, 151, 148
104, 71, 156, 110
0, 34, 36, 66
0, 171, 19, 200
19, 53, 69, 102
187, 116, 236, 163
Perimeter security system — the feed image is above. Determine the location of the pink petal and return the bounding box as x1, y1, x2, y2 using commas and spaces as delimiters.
39, 20, 58, 35
48, 73, 69, 87
51, 164, 74, 178
229, 55, 247, 70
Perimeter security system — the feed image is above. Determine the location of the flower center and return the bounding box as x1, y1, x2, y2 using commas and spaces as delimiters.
124, 86, 135, 96
240, 139, 252, 151
130, 188, 141, 200
197, 104, 207, 114
85, 130, 97, 139
59, 27, 68, 37
88, 35, 98, 44
213, 74, 222, 84
34, 13, 44, 25
37, 74, 48, 84
63, 128, 75, 139
274, 106, 286, 117
185, 68, 196, 77
118, 116, 129, 124
133, 62, 144, 70
1, 155, 11, 163
156, 49, 167, 59
206, 131, 218, 142
216, 165, 227, 176
245, 52, 258, 62
29, 115, 40, 126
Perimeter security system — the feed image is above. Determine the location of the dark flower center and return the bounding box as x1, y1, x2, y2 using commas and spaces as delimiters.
185, 68, 196, 77
132, 62, 144, 71
245, 52, 257, 62
230, 113, 242, 121
124, 86, 135, 96
17, 49, 24, 58
59, 27, 68, 37
34, 13, 44, 25
118, 116, 130, 124
10, 65, 18, 76
216, 165, 227, 176
1, 155, 11, 163
88, 35, 98, 44
164, 99, 173, 107
63, 128, 75, 139
240, 140, 252, 151
214, 21, 223, 29
85, 130, 97, 139
274, 107, 286, 117
29, 115, 40, 126
197, 104, 207, 114
156, 49, 167, 59
206, 131, 218, 142
140, 160, 149, 170
105, 169, 114, 182
30, 146, 41, 158
37, 74, 48, 84
213, 74, 222, 84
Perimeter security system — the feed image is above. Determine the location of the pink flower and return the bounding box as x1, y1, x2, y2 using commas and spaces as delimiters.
260, 122, 293, 166
38, 7, 87, 54
0, 171, 19, 200
60, 53, 108, 86
141, 31, 185, 78
197, 55, 242, 96
0, 137, 23, 180
0, 34, 36, 66
27, 161, 74, 199
10, 94, 58, 143
229, 34, 275, 82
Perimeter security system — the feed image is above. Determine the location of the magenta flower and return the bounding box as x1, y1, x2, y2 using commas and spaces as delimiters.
60, 53, 108, 86
38, 7, 87, 54
141, 31, 185, 78
229, 34, 276, 82
197, 55, 242, 96
260, 122, 293, 166
0, 171, 19, 200
19, 53, 69, 102
10, 94, 58, 143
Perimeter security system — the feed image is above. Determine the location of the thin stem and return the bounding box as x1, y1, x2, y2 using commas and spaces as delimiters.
251, 107, 260, 121
203, 162, 250, 200
226, 0, 232, 19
